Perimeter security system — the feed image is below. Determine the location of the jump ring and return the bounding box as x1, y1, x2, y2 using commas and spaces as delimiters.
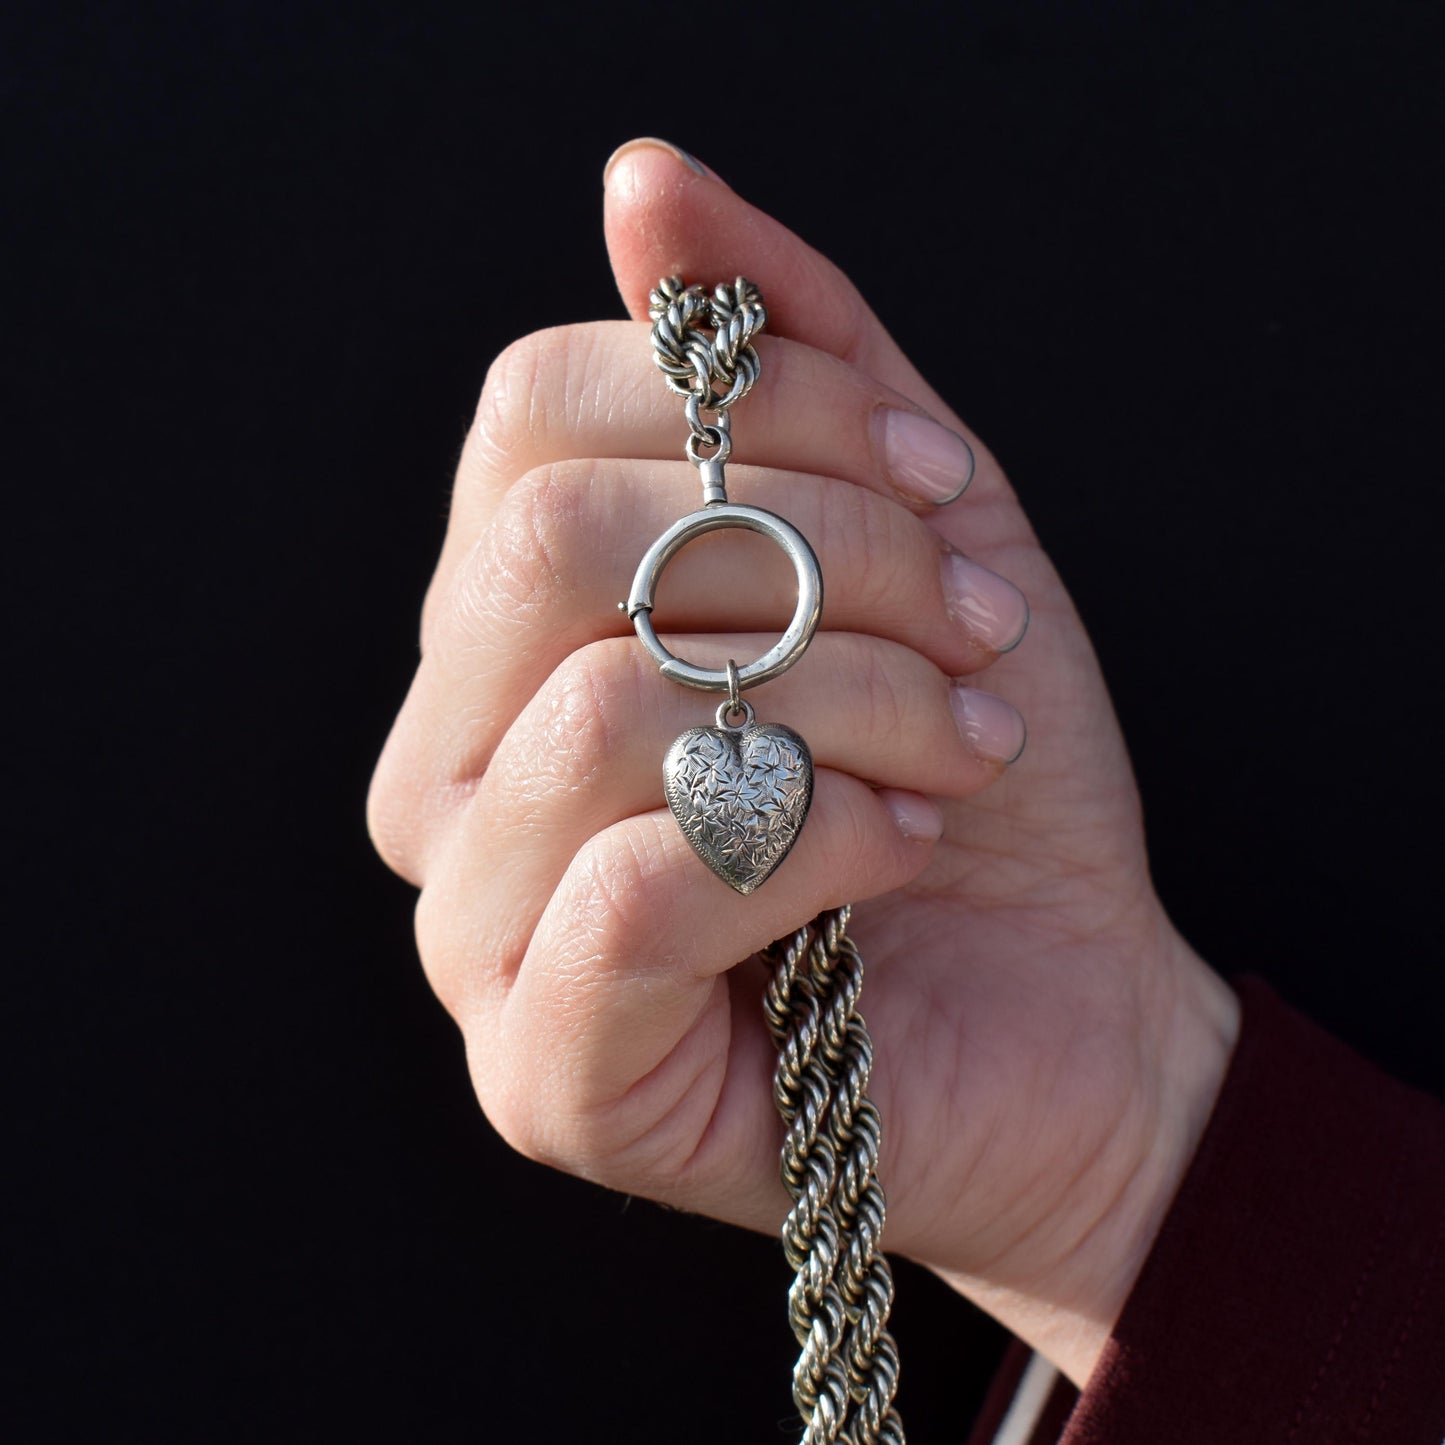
684, 426, 732, 466
684, 393, 732, 440
715, 697, 756, 730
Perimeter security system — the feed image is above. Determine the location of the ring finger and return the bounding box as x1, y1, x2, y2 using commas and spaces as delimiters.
417, 627, 1025, 1001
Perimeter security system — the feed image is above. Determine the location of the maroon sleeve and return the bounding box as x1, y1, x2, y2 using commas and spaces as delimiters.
970, 976, 1445, 1444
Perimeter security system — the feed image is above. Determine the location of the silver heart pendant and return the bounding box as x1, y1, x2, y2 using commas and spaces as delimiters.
663, 720, 814, 894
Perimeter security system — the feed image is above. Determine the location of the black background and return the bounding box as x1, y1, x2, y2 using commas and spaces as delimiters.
8, 2, 1443, 1440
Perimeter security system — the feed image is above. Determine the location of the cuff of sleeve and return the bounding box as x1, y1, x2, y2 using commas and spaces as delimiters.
973, 976, 1445, 1444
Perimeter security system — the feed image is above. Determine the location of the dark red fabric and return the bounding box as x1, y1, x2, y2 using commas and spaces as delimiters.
972, 977, 1445, 1443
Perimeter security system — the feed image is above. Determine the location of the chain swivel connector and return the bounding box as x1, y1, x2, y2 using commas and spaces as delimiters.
684, 396, 731, 504
697, 456, 727, 504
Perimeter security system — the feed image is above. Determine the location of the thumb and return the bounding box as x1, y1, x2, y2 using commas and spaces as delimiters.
602, 137, 957, 424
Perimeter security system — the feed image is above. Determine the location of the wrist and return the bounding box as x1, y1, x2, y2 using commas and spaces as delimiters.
933, 925, 1239, 1388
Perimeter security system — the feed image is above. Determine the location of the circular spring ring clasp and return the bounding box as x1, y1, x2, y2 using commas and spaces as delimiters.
626, 504, 823, 692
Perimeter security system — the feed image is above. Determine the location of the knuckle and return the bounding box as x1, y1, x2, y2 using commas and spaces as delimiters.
417, 571, 447, 659
487, 637, 636, 819
547, 636, 621, 721
479, 1079, 619, 1182
412, 871, 516, 1029
556, 822, 660, 984
450, 819, 712, 1186
496, 460, 594, 607
366, 723, 428, 885
423, 534, 497, 661
411, 880, 471, 1020
542, 639, 630, 780
470, 324, 596, 469
459, 1016, 597, 1177
427, 459, 598, 658
365, 761, 412, 882
474, 1071, 552, 1166
471, 330, 548, 465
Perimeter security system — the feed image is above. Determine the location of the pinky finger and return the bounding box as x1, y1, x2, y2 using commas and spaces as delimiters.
473, 771, 938, 1197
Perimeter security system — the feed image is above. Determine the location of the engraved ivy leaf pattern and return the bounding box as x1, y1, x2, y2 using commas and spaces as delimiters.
663, 725, 813, 892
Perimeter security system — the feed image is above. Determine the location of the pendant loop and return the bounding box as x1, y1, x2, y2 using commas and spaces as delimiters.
626, 503, 823, 692
715, 696, 755, 730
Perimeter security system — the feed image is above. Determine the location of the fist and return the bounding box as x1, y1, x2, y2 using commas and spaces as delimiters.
367, 139, 1237, 1388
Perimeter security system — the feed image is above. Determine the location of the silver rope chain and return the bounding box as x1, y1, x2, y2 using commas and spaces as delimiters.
764, 908, 904, 1445
646, 280, 905, 1445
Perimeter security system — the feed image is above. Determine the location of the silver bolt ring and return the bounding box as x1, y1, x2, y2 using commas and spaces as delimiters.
684, 426, 732, 465
627, 504, 823, 692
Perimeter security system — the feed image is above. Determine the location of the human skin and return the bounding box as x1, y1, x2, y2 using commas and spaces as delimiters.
366, 137, 1240, 1389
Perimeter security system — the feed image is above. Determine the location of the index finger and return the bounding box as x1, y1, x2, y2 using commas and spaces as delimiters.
436, 323, 1017, 609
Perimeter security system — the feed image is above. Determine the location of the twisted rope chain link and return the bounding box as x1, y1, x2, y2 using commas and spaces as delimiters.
646, 279, 904, 1443
764, 908, 904, 1445
648, 276, 766, 435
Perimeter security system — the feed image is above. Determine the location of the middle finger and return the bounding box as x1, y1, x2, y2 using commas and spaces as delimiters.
408, 459, 1028, 791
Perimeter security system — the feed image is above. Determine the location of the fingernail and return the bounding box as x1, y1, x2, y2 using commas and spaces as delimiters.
881, 409, 976, 505
879, 789, 944, 842
949, 686, 1027, 765
940, 553, 1030, 654
603, 137, 712, 186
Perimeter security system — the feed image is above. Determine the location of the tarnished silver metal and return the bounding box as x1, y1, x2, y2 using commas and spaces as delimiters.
627, 504, 823, 691
649, 276, 765, 412
685, 400, 731, 501
684, 393, 731, 447
683, 416, 731, 465
638, 276, 904, 1442
696, 458, 728, 505
716, 695, 753, 728
663, 719, 812, 894
764, 908, 904, 1445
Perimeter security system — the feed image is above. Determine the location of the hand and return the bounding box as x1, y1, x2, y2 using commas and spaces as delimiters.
366, 138, 1239, 1387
